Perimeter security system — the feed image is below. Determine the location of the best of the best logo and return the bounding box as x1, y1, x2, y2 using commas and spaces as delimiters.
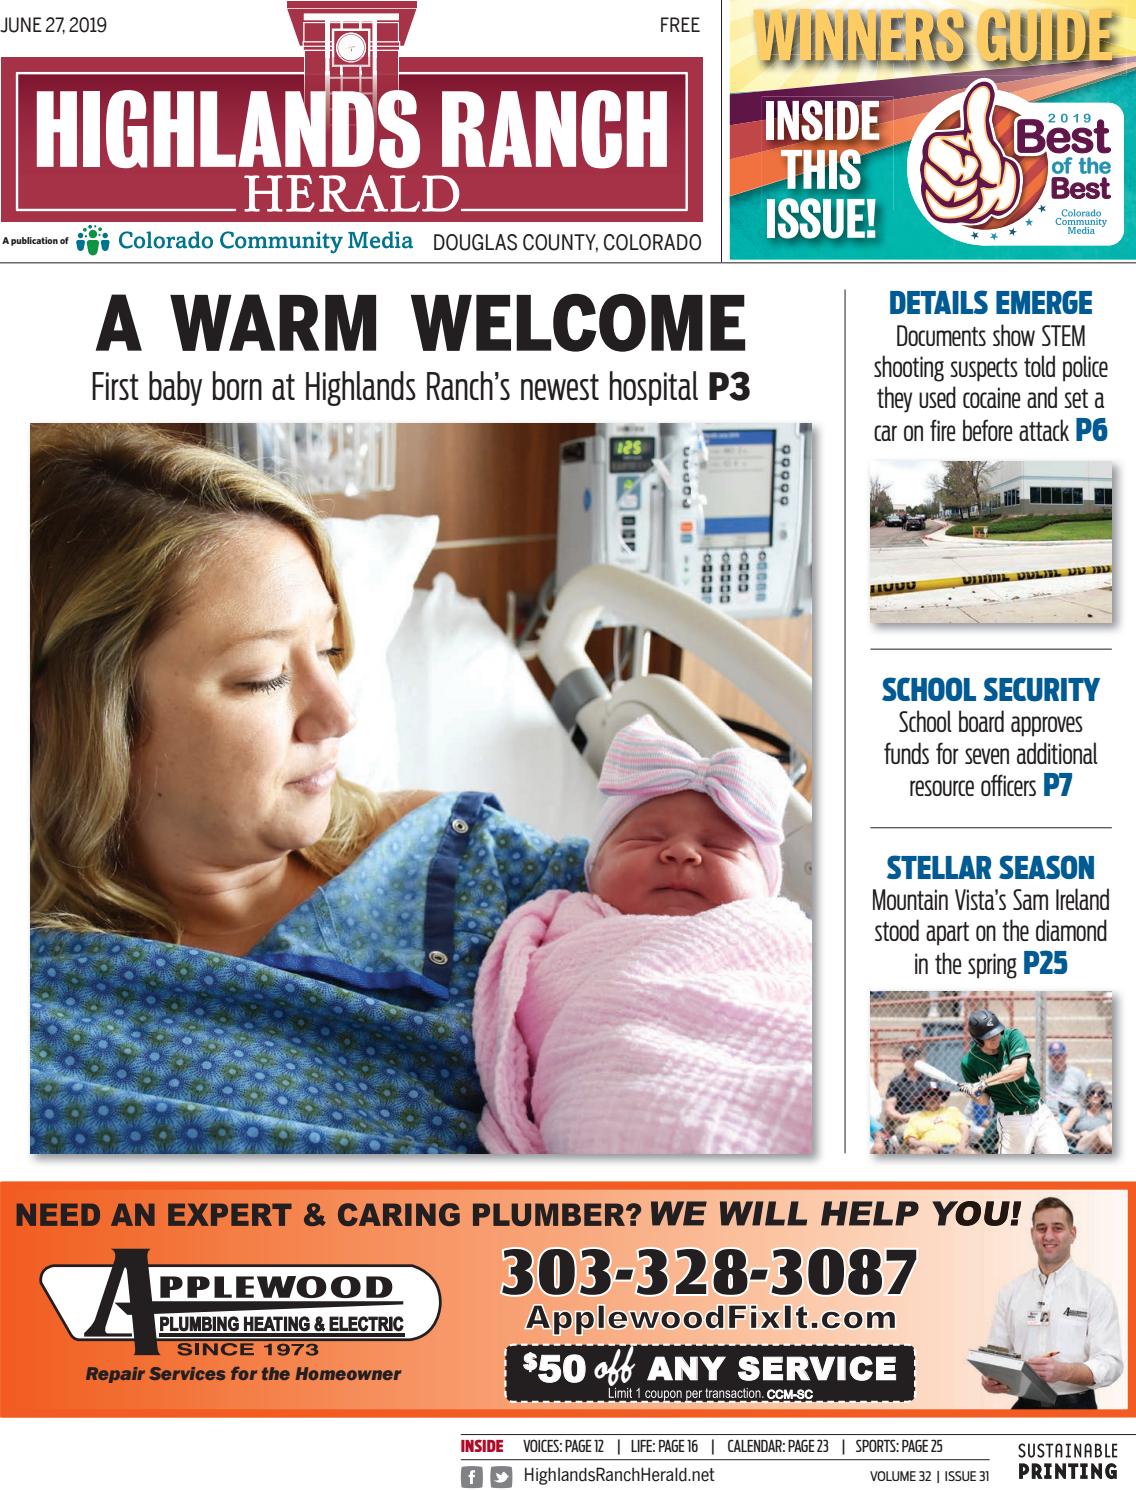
41, 1249, 441, 1355
908, 77, 1123, 247
2, 0, 701, 222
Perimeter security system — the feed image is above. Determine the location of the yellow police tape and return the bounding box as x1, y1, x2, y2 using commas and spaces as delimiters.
870, 564, 1112, 598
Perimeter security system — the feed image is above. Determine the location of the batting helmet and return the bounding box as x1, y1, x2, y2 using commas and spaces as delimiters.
967, 1009, 1004, 1042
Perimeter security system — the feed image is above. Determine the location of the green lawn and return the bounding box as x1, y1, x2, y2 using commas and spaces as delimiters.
984, 521, 1113, 542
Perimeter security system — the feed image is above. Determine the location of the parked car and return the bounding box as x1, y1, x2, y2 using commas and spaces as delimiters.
884, 513, 905, 527
904, 514, 927, 531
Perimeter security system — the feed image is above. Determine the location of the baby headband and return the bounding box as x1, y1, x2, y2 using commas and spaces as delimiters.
584, 714, 790, 895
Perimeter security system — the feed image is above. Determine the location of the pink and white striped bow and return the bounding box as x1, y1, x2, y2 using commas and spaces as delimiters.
584, 715, 790, 895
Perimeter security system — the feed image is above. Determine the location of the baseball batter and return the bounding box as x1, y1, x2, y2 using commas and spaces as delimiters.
959, 1010, 1067, 1155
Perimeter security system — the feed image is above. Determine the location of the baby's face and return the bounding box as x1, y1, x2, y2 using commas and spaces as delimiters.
589, 790, 769, 916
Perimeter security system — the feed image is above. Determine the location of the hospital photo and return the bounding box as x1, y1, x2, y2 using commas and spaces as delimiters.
870, 991, 1114, 1156
30, 420, 813, 1157
870, 459, 1113, 624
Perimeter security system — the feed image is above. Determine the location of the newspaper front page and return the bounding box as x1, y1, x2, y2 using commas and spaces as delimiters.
2, 1, 1131, 1482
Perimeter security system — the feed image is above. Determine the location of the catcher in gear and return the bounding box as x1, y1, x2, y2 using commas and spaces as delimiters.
959, 1010, 1068, 1155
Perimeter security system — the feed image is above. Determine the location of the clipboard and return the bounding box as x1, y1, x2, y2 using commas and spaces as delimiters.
967, 1345, 1058, 1405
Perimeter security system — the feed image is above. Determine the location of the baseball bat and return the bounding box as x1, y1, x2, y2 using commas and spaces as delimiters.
913, 1058, 968, 1091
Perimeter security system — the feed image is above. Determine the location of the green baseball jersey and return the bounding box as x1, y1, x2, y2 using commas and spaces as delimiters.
960, 1027, 1040, 1114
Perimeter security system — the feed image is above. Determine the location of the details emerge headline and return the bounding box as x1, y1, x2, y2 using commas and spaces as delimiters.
750, 7, 1117, 64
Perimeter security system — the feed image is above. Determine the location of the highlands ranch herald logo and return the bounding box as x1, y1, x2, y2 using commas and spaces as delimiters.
41, 1249, 441, 1355
2, 1, 701, 222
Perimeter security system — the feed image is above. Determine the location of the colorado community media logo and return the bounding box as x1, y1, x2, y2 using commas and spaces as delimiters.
41, 1249, 441, 1355
75, 224, 109, 254
2, 1, 701, 222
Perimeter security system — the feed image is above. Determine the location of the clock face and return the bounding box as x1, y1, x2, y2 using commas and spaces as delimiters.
334, 30, 368, 64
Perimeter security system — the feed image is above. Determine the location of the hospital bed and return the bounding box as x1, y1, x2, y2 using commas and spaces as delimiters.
328, 515, 813, 914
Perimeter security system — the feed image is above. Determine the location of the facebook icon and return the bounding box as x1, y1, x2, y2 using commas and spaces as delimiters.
460, 1471, 483, 1488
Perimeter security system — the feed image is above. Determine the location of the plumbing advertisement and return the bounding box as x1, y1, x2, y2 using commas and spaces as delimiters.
1, 2, 1132, 1486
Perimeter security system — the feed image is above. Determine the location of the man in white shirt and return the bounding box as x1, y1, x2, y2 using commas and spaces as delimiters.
981, 1196, 1124, 1409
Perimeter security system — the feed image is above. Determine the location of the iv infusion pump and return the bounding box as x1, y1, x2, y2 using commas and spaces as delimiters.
556, 422, 812, 619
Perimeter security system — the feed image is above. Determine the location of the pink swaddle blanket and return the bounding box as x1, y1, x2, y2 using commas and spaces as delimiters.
474, 889, 812, 1155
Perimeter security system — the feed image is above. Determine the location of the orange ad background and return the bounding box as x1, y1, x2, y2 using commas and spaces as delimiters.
1, 1181, 1130, 1417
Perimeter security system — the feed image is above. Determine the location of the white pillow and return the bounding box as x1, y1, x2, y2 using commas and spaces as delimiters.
387, 573, 602, 837
324, 512, 439, 790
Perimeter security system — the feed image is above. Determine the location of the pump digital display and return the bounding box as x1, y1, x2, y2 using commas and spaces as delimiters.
609, 436, 656, 473
701, 428, 775, 549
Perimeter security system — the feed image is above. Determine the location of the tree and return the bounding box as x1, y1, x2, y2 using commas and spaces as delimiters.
929, 461, 994, 515
869, 476, 893, 525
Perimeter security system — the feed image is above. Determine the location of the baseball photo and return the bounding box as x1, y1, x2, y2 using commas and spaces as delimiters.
869, 991, 1114, 1156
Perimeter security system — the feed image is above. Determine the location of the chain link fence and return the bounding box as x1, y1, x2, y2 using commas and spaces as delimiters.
868, 991, 1113, 1156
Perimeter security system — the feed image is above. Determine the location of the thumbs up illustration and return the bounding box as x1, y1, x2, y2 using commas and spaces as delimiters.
920, 80, 1022, 226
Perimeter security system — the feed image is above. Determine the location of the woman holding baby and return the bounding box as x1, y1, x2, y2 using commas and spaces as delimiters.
31, 426, 585, 1154
31, 426, 806, 1157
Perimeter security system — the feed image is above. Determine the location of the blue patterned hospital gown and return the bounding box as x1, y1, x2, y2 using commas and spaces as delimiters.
30, 793, 586, 1155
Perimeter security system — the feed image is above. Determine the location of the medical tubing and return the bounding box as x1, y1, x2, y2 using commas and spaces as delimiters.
516, 571, 557, 649
719, 717, 792, 764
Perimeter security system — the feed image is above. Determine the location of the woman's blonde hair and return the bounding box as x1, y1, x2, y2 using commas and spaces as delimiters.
32, 424, 391, 940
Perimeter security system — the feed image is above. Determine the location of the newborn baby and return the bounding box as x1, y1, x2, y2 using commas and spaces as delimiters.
474, 715, 812, 1154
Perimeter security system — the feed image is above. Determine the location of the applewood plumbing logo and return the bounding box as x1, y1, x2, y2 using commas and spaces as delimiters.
1, 0, 701, 223
41, 1249, 441, 1355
